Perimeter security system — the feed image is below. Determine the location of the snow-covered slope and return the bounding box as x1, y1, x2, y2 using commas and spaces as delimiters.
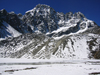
0, 21, 21, 40
0, 30, 100, 59
0, 4, 98, 38
0, 4, 100, 59
23, 4, 98, 37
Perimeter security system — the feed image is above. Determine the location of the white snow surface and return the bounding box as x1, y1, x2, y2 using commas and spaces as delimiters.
0, 58, 100, 75
2, 21, 21, 37
0, 38, 5, 41
53, 19, 90, 40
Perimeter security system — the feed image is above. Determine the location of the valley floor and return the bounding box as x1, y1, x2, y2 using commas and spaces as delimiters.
0, 58, 100, 75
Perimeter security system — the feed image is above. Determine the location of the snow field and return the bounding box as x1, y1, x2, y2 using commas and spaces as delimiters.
0, 59, 100, 75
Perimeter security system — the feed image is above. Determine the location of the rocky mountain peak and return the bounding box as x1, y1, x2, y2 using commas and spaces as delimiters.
25, 4, 56, 17
0, 4, 100, 59
0, 4, 99, 38
35, 4, 51, 10
73, 12, 86, 20
0, 9, 7, 15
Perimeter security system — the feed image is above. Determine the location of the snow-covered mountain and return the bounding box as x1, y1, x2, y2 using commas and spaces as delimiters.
0, 4, 100, 59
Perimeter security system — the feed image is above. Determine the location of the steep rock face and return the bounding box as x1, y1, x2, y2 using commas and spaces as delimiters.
0, 9, 21, 31
0, 4, 98, 38
0, 9, 32, 38
23, 4, 58, 33
0, 4, 100, 59
22, 4, 98, 37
